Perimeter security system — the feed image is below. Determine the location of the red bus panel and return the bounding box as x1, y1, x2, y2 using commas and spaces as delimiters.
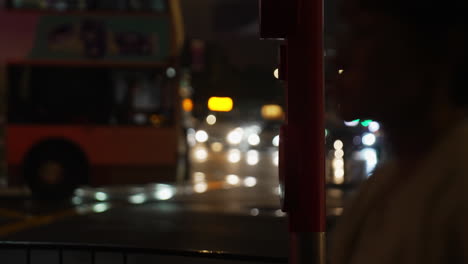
7, 125, 178, 166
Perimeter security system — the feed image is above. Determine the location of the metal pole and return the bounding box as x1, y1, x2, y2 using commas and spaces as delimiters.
258, 0, 325, 262
285, 0, 325, 263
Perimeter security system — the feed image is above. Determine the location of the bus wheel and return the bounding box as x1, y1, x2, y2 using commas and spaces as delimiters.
23, 142, 89, 200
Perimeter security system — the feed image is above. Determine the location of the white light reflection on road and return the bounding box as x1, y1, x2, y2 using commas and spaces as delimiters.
243, 177, 257, 187
361, 148, 378, 175
275, 209, 286, 217
250, 208, 260, 216
211, 142, 223, 152
272, 151, 279, 166
194, 182, 208, 193
272, 135, 280, 147
95, 192, 108, 201
187, 128, 197, 147
72, 196, 83, 205
75, 202, 111, 215
129, 194, 147, 204
228, 149, 241, 163
334, 169, 345, 183
154, 187, 175, 200
194, 146, 208, 162
193, 172, 206, 182
333, 159, 344, 168
92, 203, 110, 213
226, 174, 240, 185
274, 186, 281, 196
246, 150, 259, 166
75, 188, 85, 197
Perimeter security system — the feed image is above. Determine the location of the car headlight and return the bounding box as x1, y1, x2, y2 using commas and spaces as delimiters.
272, 135, 280, 147
195, 130, 209, 143
247, 134, 260, 146
226, 128, 244, 145
362, 133, 376, 146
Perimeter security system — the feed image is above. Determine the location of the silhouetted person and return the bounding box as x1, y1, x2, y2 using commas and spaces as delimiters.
331, 1, 468, 263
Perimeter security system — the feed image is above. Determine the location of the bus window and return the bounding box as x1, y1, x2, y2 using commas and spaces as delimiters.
110, 69, 173, 126
7, 66, 173, 126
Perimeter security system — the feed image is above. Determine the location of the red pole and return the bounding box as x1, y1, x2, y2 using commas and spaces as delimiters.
259, 0, 325, 262
286, 0, 325, 229
286, 0, 326, 260
287, 0, 325, 230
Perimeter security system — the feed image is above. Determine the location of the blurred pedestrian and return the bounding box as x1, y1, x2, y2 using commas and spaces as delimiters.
331, 1, 468, 263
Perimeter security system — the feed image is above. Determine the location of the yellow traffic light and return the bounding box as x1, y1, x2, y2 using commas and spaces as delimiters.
182, 98, 194, 112
208, 97, 233, 112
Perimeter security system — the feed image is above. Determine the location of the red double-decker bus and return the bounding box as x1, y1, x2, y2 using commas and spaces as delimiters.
0, 0, 186, 198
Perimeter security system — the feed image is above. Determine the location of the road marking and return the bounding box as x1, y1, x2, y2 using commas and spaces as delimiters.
0, 203, 114, 237
0, 208, 78, 237
0, 181, 237, 237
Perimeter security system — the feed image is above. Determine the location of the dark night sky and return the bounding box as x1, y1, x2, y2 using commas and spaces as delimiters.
179, 0, 338, 108
180, 0, 282, 107
180, 0, 277, 68
181, 0, 257, 38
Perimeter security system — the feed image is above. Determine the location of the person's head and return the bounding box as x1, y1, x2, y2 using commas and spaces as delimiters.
335, 1, 468, 125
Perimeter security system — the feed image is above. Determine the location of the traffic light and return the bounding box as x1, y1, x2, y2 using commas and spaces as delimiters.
361, 120, 373, 127
207, 97, 234, 112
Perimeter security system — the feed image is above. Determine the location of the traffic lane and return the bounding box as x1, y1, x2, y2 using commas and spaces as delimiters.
0, 181, 238, 238
0, 194, 344, 261
190, 148, 348, 210
0, 143, 348, 256
190, 148, 280, 187
0, 185, 344, 221
0, 181, 347, 228
0, 198, 82, 216
0, 179, 279, 220
189, 145, 351, 235
0, 176, 287, 244
1, 196, 289, 258
0, 185, 346, 241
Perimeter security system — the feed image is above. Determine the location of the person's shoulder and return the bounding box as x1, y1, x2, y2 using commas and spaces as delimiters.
341, 162, 395, 212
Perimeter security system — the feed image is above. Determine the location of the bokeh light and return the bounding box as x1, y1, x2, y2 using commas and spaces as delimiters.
226, 174, 240, 185
228, 149, 241, 163
195, 130, 209, 143
206, 115, 216, 125
244, 177, 257, 187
